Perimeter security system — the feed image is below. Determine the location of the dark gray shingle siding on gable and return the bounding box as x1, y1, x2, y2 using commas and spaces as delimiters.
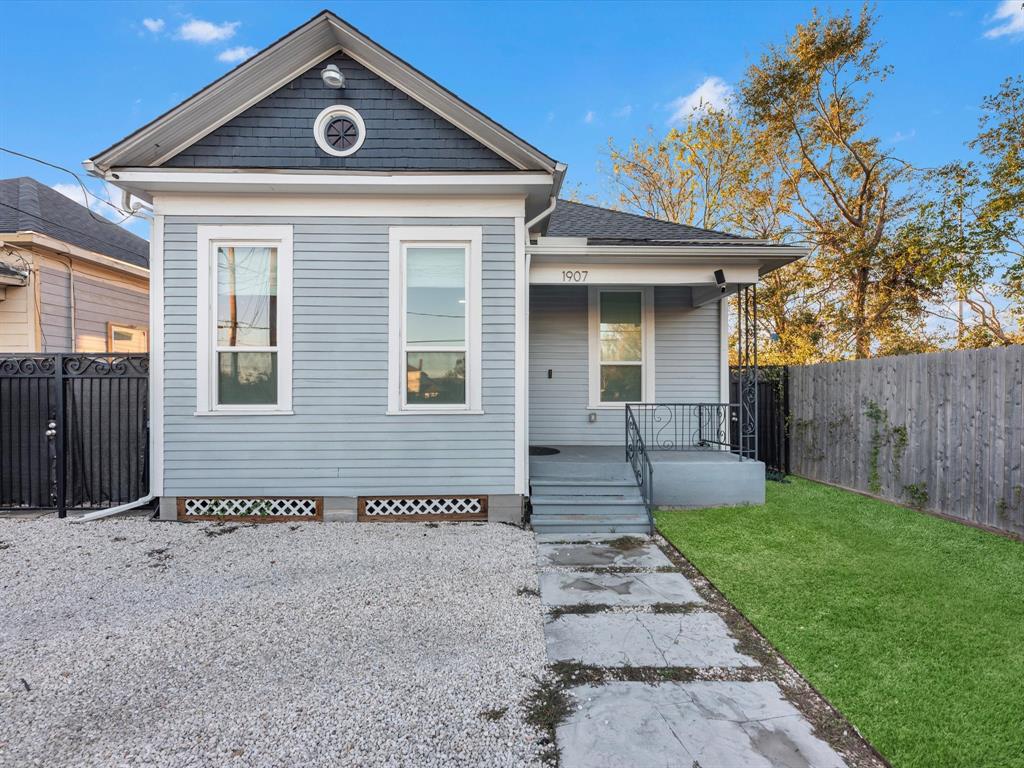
164, 52, 515, 170
546, 200, 749, 244
0, 177, 149, 267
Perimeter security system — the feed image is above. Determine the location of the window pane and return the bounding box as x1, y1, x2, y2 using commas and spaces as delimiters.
601, 364, 642, 402
217, 246, 278, 347
218, 352, 277, 405
600, 292, 642, 362
406, 351, 466, 405
406, 247, 465, 347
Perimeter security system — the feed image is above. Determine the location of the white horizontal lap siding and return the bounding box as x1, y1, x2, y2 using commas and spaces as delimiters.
528, 285, 721, 446
162, 216, 516, 496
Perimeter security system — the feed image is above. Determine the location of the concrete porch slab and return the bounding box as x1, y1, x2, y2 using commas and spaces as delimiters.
537, 541, 672, 568
558, 681, 848, 768
540, 571, 704, 607
545, 612, 758, 667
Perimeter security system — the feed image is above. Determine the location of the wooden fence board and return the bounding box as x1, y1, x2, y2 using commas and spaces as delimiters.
789, 345, 1024, 537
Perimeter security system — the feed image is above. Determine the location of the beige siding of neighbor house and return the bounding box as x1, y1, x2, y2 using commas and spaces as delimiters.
30, 252, 149, 353
0, 248, 36, 352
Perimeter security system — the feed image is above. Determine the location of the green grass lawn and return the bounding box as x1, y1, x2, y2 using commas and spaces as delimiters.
656, 478, 1024, 768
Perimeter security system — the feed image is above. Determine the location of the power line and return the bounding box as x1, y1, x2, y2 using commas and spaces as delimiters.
0, 146, 136, 225
0, 201, 148, 266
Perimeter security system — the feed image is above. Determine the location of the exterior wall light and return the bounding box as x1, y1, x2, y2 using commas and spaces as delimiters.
321, 64, 345, 89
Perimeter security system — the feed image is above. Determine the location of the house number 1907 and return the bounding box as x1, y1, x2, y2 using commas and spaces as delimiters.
561, 270, 589, 283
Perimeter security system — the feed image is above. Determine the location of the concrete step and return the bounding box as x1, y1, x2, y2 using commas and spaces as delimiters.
530, 461, 635, 482
531, 499, 645, 518
531, 478, 639, 496
532, 513, 651, 535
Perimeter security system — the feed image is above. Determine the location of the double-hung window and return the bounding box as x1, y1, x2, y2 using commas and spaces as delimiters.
196, 225, 293, 414
389, 227, 482, 414
588, 286, 655, 406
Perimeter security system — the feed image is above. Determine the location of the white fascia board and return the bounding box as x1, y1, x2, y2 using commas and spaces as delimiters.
107, 169, 554, 203
152, 194, 528, 218
531, 260, 762, 286
0, 231, 149, 279
527, 241, 807, 259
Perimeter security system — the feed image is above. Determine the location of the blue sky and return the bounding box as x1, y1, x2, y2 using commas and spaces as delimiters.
1, 0, 1021, 238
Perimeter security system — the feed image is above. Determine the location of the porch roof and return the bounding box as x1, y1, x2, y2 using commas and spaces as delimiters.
546, 200, 753, 245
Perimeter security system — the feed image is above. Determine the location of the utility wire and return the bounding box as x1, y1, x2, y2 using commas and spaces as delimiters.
0, 201, 147, 265
0, 146, 136, 225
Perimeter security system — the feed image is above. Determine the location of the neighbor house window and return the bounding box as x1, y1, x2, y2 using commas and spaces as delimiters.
588, 286, 655, 407
196, 226, 293, 414
388, 227, 482, 414
107, 323, 148, 353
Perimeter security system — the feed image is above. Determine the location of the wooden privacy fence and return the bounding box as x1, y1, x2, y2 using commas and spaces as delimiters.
789, 345, 1024, 536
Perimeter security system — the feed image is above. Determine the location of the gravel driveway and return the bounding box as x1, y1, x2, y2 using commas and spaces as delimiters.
0, 519, 547, 767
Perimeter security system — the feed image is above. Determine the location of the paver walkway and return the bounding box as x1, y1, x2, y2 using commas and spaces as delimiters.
536, 535, 850, 768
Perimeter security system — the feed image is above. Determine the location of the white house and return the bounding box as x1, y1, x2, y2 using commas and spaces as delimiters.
86, 10, 804, 533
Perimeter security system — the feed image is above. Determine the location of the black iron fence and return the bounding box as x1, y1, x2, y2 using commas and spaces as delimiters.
0, 354, 149, 516
730, 366, 790, 475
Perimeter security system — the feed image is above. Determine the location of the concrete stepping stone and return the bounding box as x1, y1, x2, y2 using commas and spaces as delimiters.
558, 681, 848, 768
540, 571, 704, 607
537, 541, 672, 568
545, 611, 757, 668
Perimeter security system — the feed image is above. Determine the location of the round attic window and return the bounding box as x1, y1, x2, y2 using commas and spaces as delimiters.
313, 105, 366, 157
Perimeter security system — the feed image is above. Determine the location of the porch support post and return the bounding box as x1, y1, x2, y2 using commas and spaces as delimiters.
736, 284, 758, 461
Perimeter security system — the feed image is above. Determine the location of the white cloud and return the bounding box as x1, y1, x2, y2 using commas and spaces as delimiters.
583, 110, 596, 124
891, 129, 917, 143
614, 105, 633, 118
178, 19, 240, 44
51, 182, 133, 225
142, 18, 164, 33
668, 76, 734, 124
984, 0, 1024, 39
217, 46, 255, 63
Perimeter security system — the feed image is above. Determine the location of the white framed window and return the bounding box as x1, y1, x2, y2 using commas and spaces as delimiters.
196, 225, 293, 415
388, 226, 482, 414
587, 286, 655, 408
107, 323, 148, 353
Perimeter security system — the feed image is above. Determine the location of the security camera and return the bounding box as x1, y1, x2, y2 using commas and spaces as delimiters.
714, 269, 727, 293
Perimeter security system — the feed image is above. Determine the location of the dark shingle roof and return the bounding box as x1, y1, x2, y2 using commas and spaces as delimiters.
0, 177, 148, 268
546, 200, 751, 245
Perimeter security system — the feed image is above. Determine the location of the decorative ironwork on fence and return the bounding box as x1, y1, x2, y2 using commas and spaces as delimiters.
626, 402, 745, 456
0, 354, 149, 517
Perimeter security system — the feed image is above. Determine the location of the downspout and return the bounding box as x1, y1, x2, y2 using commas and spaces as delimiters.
525, 195, 557, 232
56, 255, 77, 352
70, 494, 156, 523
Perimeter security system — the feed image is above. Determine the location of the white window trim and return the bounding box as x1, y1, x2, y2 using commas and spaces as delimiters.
388, 226, 483, 415
587, 285, 656, 409
196, 225, 293, 416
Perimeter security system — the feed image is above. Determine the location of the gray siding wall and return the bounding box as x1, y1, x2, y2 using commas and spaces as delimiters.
40, 265, 148, 353
165, 52, 514, 171
162, 216, 516, 496
529, 285, 721, 445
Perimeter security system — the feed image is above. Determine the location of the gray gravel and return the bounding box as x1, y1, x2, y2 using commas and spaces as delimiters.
0, 519, 548, 767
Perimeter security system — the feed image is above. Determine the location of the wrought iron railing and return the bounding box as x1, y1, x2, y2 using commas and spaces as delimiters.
626, 403, 753, 459
624, 405, 654, 534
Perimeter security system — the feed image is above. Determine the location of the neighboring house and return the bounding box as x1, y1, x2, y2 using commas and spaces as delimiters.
0, 177, 149, 354
86, 11, 805, 531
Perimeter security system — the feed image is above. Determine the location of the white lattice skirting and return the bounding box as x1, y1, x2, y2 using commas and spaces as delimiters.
361, 496, 485, 517
183, 497, 320, 518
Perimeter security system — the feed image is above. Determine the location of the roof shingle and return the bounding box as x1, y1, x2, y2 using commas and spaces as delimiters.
546, 199, 751, 244
0, 177, 149, 268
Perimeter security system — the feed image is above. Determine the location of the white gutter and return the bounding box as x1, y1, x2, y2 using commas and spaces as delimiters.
70, 494, 156, 523
526, 196, 557, 231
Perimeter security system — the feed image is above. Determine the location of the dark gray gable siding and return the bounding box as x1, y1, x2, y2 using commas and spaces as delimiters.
164, 52, 515, 170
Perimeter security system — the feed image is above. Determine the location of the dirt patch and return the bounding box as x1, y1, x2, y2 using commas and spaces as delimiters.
204, 524, 241, 538
603, 535, 648, 552
479, 706, 508, 721
516, 586, 540, 598
145, 547, 172, 569
522, 674, 574, 766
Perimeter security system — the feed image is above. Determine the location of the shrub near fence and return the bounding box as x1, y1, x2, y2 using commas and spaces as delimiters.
789, 345, 1024, 537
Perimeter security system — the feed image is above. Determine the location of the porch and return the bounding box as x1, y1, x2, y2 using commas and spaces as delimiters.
529, 442, 766, 510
